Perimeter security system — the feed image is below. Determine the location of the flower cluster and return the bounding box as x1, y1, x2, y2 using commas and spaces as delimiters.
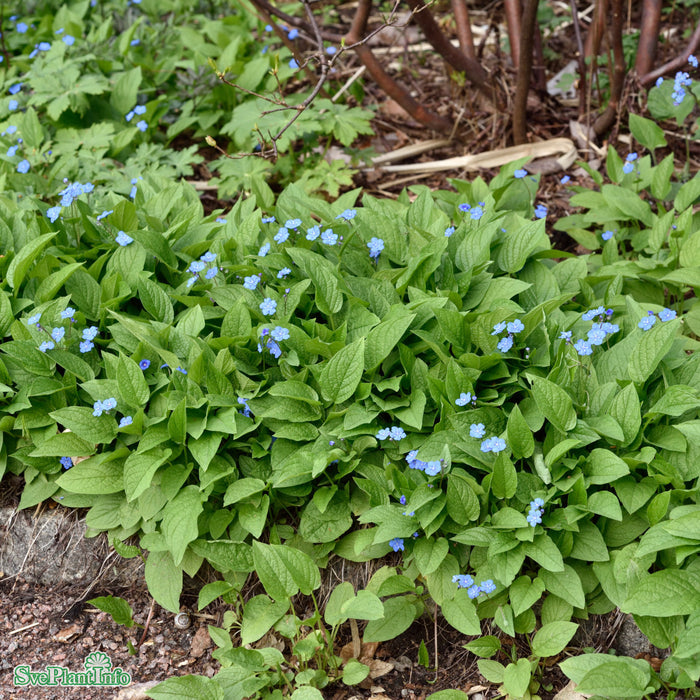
405, 451, 443, 475
534, 203, 547, 219
93, 397, 117, 416
336, 209, 356, 221
622, 152, 638, 175
376, 426, 406, 441
458, 202, 484, 220
46, 181, 94, 221
527, 498, 544, 526
638, 307, 676, 331
561, 307, 619, 356
452, 575, 497, 599
389, 538, 404, 552
456, 391, 477, 407
672, 69, 693, 106
367, 237, 384, 259
187, 251, 218, 287
125, 104, 147, 123
480, 437, 506, 453
491, 318, 524, 353
80, 326, 99, 353
60, 456, 73, 470
257, 326, 290, 359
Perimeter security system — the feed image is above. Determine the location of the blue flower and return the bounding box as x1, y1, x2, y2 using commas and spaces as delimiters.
321, 229, 338, 245
470, 206, 484, 220
8, 98, 18, 111
389, 538, 404, 552
532, 497, 544, 507
136, 120, 148, 132
507, 319, 524, 334
289, 58, 299, 69
38, 41, 51, 51
534, 204, 547, 219
260, 298, 277, 315
601, 322, 619, 335
574, 339, 593, 355
63, 35, 75, 45
243, 274, 261, 290
3, 125, 17, 135
400, 495, 406, 505
490, 437, 506, 453
285, 218, 302, 229
175, 366, 187, 375
376, 428, 391, 440
131, 39, 140, 46
469, 423, 485, 438
277, 267, 291, 278
480, 580, 496, 594
306, 225, 321, 240
659, 308, 677, 322
266, 339, 281, 358
458, 203, 471, 212
491, 322, 506, 335
274, 227, 289, 243
126, 110, 135, 122
16, 159, 29, 173
82, 326, 99, 341
92, 401, 104, 416
258, 242, 271, 256
456, 392, 473, 406
514, 168, 527, 178
424, 460, 442, 476
638, 313, 657, 331
444, 226, 455, 237
139, 359, 150, 369
238, 397, 252, 417
39, 340, 55, 352
16, 22, 28, 33
467, 585, 482, 599
587, 328, 606, 345
602, 230, 614, 241
389, 426, 406, 441
79, 340, 94, 353
201, 251, 217, 263
119, 416, 133, 427
27, 312, 41, 326
622, 161, 634, 174
60, 456, 73, 469
9, 83, 22, 95
367, 237, 384, 258
270, 326, 290, 341
189, 260, 206, 273
186, 276, 197, 288
327, 46, 337, 55
336, 209, 356, 221
215, 217, 226, 223
582, 306, 605, 321
452, 574, 474, 589
560, 175, 570, 184
61, 308, 75, 320
51, 327, 65, 342
497, 336, 514, 353
559, 330, 572, 341
133, 105, 146, 115
205, 267, 218, 279
288, 28, 299, 39
47, 206, 61, 222
103, 398, 117, 411
262, 216, 276, 224
116, 231, 133, 246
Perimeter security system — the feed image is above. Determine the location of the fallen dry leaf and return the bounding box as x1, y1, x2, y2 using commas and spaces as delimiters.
114, 681, 161, 700
53, 622, 81, 643
340, 640, 379, 665
189, 626, 212, 658
552, 679, 591, 700
368, 659, 394, 679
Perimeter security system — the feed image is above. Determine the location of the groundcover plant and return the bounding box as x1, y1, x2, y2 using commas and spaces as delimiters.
1, 3, 700, 700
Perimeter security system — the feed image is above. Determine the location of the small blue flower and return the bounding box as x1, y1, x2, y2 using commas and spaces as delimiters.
532, 497, 544, 507
424, 460, 442, 476
534, 204, 547, 219
175, 366, 187, 375
514, 168, 527, 178
582, 306, 605, 321
39, 340, 55, 352
270, 326, 290, 341
139, 359, 150, 369
243, 274, 261, 290
658, 308, 677, 322
490, 437, 506, 453
266, 339, 282, 358
491, 322, 506, 335
656, 77, 664, 87
16, 159, 30, 173
470, 206, 484, 220
189, 260, 206, 273
119, 416, 133, 427
116, 231, 133, 246
258, 242, 271, 256
376, 428, 391, 440
16, 22, 28, 33
389, 426, 406, 441
458, 203, 471, 212
507, 319, 524, 334
452, 574, 474, 589
497, 336, 514, 353
262, 216, 275, 224
601, 322, 619, 335
367, 237, 384, 258
327, 46, 337, 55
92, 401, 104, 416
38, 41, 51, 51
238, 397, 252, 417
80, 340, 94, 353
51, 327, 65, 343
306, 225, 321, 240
469, 423, 485, 438
690, 55, 698, 68
559, 330, 572, 341
444, 226, 455, 237
560, 175, 570, 184
389, 538, 404, 552
27, 312, 42, 326
47, 206, 61, 222
467, 585, 482, 599
9, 83, 22, 95
321, 229, 338, 245
61, 308, 75, 320
574, 339, 593, 355
638, 313, 657, 331
82, 326, 99, 341
277, 267, 291, 279
201, 251, 217, 263
285, 218, 302, 229
622, 161, 634, 175
125, 110, 135, 122
205, 267, 218, 279
480, 579, 496, 594
260, 298, 277, 315
215, 217, 226, 223
289, 58, 299, 69
133, 105, 146, 115
400, 495, 406, 505
102, 398, 117, 411
288, 28, 299, 39
274, 227, 289, 243
587, 328, 606, 345
602, 230, 614, 241
136, 120, 148, 132
131, 38, 140, 46
336, 209, 356, 221
63, 34, 75, 46
60, 456, 73, 469
456, 392, 473, 406
186, 276, 197, 288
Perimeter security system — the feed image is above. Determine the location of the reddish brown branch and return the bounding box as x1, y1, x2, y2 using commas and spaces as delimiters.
512, 0, 539, 144
640, 20, 700, 86
635, 0, 662, 76
593, 0, 626, 136
569, 0, 587, 119
451, 0, 475, 59
504, 0, 521, 69
584, 0, 607, 59
346, 0, 452, 131
404, 0, 492, 99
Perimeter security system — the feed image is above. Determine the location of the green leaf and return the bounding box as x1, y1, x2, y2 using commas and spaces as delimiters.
30, 431, 95, 457
509, 575, 545, 617
602, 184, 653, 226
530, 376, 576, 432
35, 262, 84, 303
463, 636, 501, 658
124, 448, 172, 501
364, 307, 416, 371
343, 660, 370, 686
87, 595, 135, 628
168, 397, 187, 444
161, 486, 204, 566
291, 687, 324, 700
539, 565, 585, 609
117, 355, 150, 407
427, 692, 469, 700
319, 338, 365, 404
584, 448, 630, 484
414, 537, 449, 576
629, 114, 667, 152
144, 550, 183, 614
622, 569, 700, 617
507, 404, 534, 459
675, 172, 700, 211
477, 659, 506, 683
324, 581, 355, 625
57, 453, 125, 494
503, 658, 532, 699
147, 675, 223, 700
491, 452, 517, 499
363, 596, 416, 642
6, 233, 57, 290
628, 320, 679, 384
575, 660, 651, 698
442, 589, 481, 635
341, 589, 384, 621
287, 248, 343, 315
49, 407, 116, 444
446, 473, 480, 524
137, 277, 174, 324
531, 621, 578, 657
240, 595, 289, 645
